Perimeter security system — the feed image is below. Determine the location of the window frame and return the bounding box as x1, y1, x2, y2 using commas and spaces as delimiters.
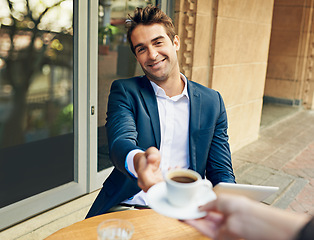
0, 0, 88, 230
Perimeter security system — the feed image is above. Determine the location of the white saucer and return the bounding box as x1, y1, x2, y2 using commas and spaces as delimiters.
147, 181, 216, 220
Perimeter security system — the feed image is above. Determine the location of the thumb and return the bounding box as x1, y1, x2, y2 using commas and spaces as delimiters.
145, 146, 160, 155
145, 147, 161, 166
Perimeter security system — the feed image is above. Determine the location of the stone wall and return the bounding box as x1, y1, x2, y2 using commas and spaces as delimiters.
174, 0, 214, 87
212, 0, 274, 151
175, 0, 274, 152
265, 0, 314, 109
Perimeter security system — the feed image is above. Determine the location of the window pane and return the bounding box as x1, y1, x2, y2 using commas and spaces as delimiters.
0, 0, 74, 208
97, 0, 156, 171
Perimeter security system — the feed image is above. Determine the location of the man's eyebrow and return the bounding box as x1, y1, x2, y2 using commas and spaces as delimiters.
134, 43, 144, 51
134, 35, 165, 51
152, 35, 165, 42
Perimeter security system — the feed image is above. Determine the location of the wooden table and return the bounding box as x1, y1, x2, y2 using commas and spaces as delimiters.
45, 209, 210, 239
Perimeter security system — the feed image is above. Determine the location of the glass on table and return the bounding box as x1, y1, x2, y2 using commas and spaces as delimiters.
97, 219, 134, 240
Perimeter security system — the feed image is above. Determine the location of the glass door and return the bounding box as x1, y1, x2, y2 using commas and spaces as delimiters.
0, 0, 87, 230
89, 0, 157, 190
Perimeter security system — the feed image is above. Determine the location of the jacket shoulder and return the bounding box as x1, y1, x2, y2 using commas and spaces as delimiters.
188, 80, 220, 96
112, 75, 148, 88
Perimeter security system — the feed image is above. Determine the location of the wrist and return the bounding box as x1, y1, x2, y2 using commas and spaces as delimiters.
249, 203, 310, 240
126, 149, 144, 178
134, 152, 145, 173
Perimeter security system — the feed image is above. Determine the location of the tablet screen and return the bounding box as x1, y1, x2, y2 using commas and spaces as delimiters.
213, 182, 279, 201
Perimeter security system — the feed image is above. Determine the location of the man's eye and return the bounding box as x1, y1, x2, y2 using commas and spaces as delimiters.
155, 41, 162, 45
137, 47, 145, 53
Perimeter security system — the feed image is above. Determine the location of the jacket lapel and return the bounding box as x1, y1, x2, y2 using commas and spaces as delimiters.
187, 81, 201, 171
139, 76, 161, 149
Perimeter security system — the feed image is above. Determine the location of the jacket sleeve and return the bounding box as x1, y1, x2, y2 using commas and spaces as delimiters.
206, 92, 236, 186
294, 217, 314, 240
105, 80, 142, 177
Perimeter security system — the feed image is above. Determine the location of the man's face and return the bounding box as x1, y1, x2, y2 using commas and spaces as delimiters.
130, 23, 180, 83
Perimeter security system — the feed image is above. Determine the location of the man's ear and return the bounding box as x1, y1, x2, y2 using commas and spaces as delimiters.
173, 35, 180, 51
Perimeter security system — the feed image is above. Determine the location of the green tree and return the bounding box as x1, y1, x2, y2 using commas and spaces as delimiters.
0, 0, 72, 147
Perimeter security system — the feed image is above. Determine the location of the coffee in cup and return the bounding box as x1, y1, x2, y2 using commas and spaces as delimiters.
171, 175, 197, 183
165, 169, 214, 207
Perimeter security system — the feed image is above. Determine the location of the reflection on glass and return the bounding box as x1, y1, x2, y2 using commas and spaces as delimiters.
0, 0, 74, 208
97, 0, 156, 171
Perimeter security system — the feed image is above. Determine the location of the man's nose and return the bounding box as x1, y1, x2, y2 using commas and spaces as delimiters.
148, 47, 158, 60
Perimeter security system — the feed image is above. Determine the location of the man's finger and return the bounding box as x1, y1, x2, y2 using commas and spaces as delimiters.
145, 147, 161, 164
147, 153, 160, 167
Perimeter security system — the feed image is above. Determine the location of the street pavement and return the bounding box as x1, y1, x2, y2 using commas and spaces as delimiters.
232, 108, 314, 216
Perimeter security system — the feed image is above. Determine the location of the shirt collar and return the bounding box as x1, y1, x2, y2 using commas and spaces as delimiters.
149, 73, 189, 100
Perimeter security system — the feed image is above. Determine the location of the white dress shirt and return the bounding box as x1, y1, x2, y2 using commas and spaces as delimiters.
122, 74, 190, 206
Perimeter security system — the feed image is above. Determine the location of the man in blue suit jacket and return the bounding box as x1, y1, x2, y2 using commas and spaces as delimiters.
86, 6, 235, 218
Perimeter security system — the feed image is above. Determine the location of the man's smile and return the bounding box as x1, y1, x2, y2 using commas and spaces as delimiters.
147, 58, 167, 68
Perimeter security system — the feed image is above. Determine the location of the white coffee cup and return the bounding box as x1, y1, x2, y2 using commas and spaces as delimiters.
165, 169, 213, 207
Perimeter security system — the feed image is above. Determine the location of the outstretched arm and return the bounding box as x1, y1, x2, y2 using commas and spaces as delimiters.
185, 194, 310, 240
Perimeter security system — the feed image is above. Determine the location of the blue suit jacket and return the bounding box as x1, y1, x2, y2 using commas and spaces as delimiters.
86, 75, 235, 218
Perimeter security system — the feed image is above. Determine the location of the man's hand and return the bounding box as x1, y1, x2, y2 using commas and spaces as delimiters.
134, 147, 163, 192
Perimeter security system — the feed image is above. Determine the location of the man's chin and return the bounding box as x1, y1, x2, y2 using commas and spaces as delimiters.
148, 76, 168, 83
143, 70, 168, 82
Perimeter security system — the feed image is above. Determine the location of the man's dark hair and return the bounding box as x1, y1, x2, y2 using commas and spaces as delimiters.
125, 5, 176, 54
